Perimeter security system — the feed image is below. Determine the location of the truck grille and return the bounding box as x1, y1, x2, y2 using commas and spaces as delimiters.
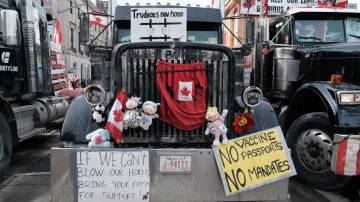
112, 43, 236, 145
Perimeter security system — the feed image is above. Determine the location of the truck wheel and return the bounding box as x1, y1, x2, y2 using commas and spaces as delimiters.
0, 113, 12, 180
287, 112, 351, 190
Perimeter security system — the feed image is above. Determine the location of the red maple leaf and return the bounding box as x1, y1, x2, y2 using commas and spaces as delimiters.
95, 17, 102, 23
242, 0, 256, 9
113, 110, 123, 122
180, 87, 190, 96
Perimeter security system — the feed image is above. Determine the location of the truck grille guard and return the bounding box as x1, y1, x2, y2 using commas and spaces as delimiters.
111, 42, 239, 145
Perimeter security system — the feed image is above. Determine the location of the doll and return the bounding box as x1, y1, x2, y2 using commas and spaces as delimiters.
205, 107, 229, 146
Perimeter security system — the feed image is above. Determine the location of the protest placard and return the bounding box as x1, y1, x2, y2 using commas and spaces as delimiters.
131, 7, 187, 42
240, 0, 318, 15
76, 151, 150, 202
213, 126, 296, 195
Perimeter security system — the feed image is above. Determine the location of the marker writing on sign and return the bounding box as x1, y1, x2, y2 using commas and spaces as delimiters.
132, 9, 184, 19
218, 131, 291, 192
247, 159, 290, 181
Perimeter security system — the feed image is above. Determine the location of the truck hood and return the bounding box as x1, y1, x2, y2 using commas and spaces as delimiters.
301, 42, 360, 58
307, 81, 360, 91
298, 43, 360, 85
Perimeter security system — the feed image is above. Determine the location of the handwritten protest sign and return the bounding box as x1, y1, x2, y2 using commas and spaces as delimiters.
240, 0, 319, 15
213, 126, 296, 195
131, 7, 187, 42
77, 151, 150, 202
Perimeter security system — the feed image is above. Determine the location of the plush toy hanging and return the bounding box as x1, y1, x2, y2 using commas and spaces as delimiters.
86, 128, 111, 148
92, 104, 106, 123
123, 96, 143, 129
205, 107, 229, 146
140, 101, 159, 130
232, 107, 255, 135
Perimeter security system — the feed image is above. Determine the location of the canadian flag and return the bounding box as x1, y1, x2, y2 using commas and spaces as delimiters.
89, 13, 108, 28
50, 19, 63, 53
210, 0, 215, 8
53, 20, 63, 44
178, 81, 194, 101
333, 135, 360, 176
105, 90, 128, 144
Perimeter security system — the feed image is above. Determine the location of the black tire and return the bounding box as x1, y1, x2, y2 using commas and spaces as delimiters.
287, 112, 351, 190
0, 113, 12, 180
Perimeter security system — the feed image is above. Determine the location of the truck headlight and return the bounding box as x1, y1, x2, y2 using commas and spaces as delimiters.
337, 91, 360, 105
84, 84, 106, 106
243, 86, 263, 107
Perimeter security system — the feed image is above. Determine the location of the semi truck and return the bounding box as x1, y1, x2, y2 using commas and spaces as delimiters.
55, 4, 289, 201
0, 0, 69, 178
254, 7, 360, 189
62, 4, 266, 146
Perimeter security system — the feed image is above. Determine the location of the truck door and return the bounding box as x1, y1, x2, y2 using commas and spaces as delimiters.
269, 18, 300, 99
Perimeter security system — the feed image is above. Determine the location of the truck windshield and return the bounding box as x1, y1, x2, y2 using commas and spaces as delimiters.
295, 17, 360, 43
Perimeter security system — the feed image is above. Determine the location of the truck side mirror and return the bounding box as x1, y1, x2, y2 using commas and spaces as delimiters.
80, 15, 89, 43
0, 10, 21, 46
246, 17, 255, 47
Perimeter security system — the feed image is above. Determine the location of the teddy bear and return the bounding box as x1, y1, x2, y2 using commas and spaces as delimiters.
140, 101, 159, 130
85, 128, 111, 148
204, 107, 229, 146
91, 104, 106, 123
123, 96, 143, 129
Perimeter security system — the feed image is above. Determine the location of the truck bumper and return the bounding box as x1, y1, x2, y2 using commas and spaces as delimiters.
51, 148, 289, 202
331, 134, 360, 176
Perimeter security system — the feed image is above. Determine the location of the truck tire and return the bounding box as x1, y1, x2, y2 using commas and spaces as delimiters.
0, 113, 12, 180
286, 112, 351, 190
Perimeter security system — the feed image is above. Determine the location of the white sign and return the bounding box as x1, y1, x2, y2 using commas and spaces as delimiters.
130, 8, 187, 42
77, 151, 150, 202
159, 155, 192, 172
240, 0, 318, 15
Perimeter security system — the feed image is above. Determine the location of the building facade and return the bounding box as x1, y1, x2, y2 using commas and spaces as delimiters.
44, 0, 107, 86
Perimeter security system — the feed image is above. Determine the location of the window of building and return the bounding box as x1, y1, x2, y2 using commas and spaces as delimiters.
78, 7, 81, 19
70, 1, 73, 14
78, 31, 82, 53
70, 27, 74, 50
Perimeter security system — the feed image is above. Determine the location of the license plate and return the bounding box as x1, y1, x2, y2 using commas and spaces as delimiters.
159, 155, 192, 172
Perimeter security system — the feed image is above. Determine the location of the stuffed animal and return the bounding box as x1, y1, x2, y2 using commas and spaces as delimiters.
85, 128, 111, 148
92, 104, 106, 123
204, 107, 229, 146
123, 96, 143, 129
140, 101, 159, 130
232, 108, 254, 135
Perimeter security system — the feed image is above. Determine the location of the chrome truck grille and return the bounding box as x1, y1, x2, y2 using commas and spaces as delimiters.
111, 42, 238, 145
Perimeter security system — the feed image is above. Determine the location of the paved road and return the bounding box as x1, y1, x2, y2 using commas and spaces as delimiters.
0, 134, 358, 202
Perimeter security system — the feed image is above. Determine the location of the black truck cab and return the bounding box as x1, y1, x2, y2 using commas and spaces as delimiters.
256, 7, 360, 189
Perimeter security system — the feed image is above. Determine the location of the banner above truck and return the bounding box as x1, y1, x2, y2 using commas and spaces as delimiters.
130, 7, 187, 42
240, 0, 348, 15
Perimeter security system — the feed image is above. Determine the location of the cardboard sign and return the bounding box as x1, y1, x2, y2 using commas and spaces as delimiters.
240, 0, 320, 15
213, 126, 296, 195
130, 7, 187, 42
77, 151, 150, 202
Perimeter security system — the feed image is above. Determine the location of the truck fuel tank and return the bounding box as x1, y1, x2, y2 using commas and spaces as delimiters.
33, 97, 69, 127
272, 47, 300, 94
